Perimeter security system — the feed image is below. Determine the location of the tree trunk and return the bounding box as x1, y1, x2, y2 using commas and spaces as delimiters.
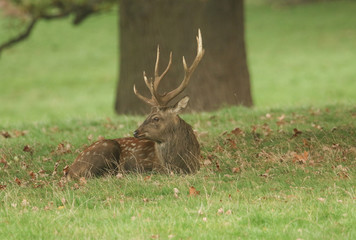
116, 0, 252, 114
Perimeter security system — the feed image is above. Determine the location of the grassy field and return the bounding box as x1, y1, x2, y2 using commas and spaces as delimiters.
1, 0, 356, 239
1, 105, 355, 239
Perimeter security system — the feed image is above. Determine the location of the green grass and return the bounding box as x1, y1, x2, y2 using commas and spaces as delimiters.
1, 1, 356, 239
1, 105, 355, 239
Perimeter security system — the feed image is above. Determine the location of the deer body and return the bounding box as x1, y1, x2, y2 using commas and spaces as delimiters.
67, 30, 204, 178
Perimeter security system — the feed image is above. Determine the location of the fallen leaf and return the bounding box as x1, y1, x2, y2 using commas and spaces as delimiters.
116, 173, 124, 179
311, 123, 322, 130
0, 185, 6, 190
52, 143, 72, 155
215, 161, 221, 171
232, 167, 240, 173
97, 135, 105, 141
292, 128, 302, 138
293, 151, 309, 164
225, 209, 232, 215
21, 199, 29, 207
0, 155, 8, 168
217, 208, 224, 215
13, 130, 28, 137
173, 188, 179, 198
276, 114, 286, 126
79, 177, 87, 186
203, 159, 212, 166
231, 128, 244, 136
188, 186, 200, 197
317, 197, 325, 202
1, 131, 11, 138
87, 134, 93, 141
28, 171, 36, 180
14, 177, 22, 186
21, 161, 28, 170
52, 162, 59, 176
226, 138, 237, 149
144, 175, 151, 181
23, 145, 33, 154
38, 169, 48, 178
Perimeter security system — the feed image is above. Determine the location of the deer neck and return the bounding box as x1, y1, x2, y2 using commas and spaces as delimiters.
154, 117, 200, 173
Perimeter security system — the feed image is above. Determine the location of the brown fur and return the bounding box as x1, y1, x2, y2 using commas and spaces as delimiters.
67, 103, 200, 178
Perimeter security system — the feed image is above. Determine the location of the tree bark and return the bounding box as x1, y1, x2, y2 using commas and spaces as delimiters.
116, 0, 253, 114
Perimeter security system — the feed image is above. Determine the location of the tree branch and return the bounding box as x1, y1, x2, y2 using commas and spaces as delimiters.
0, 18, 38, 55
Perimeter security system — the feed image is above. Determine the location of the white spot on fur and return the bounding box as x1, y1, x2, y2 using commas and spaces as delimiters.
86, 151, 90, 155
102, 142, 108, 147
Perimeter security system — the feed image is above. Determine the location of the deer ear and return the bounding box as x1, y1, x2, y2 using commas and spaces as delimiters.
171, 96, 190, 113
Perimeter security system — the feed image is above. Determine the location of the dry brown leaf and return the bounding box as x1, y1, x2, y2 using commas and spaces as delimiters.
23, 145, 33, 154
0, 155, 8, 168
116, 173, 124, 179
52, 143, 72, 155
14, 177, 22, 186
188, 186, 200, 197
21, 199, 29, 207
292, 128, 302, 138
173, 188, 179, 198
215, 160, 221, 171
203, 159, 212, 166
231, 128, 244, 136
0, 184, 6, 190
28, 171, 36, 180
13, 130, 28, 137
293, 151, 309, 164
232, 167, 240, 173
226, 138, 237, 149
1, 131, 11, 138
217, 208, 224, 215
79, 177, 87, 186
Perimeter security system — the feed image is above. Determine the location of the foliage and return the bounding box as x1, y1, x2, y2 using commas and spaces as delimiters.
1, 105, 355, 239
0, 0, 116, 53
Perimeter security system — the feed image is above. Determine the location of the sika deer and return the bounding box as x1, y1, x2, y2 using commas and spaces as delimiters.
66, 30, 205, 179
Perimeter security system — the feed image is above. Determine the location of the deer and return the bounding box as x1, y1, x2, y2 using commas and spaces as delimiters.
66, 30, 205, 179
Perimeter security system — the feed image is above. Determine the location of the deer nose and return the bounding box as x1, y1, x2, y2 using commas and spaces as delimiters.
133, 130, 139, 138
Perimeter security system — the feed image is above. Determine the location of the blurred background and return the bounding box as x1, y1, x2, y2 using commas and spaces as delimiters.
0, 0, 355, 123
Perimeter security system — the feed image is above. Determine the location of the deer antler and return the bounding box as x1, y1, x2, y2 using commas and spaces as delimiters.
133, 29, 205, 107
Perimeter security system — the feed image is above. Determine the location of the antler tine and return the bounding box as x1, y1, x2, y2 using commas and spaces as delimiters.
134, 29, 204, 107
157, 29, 205, 106
153, 46, 173, 91
133, 84, 156, 106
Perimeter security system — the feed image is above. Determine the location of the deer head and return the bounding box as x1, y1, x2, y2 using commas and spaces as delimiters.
133, 29, 205, 144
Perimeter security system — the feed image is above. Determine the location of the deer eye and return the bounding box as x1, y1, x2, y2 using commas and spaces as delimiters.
153, 117, 160, 122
